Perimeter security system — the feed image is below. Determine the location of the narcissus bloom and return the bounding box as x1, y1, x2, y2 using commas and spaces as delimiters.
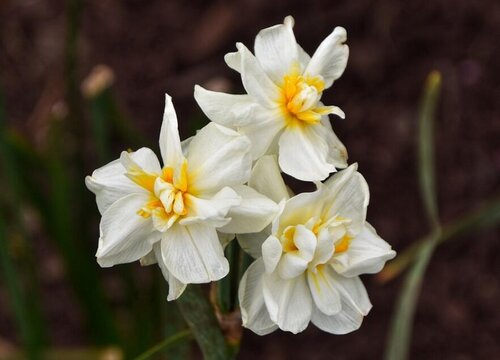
86, 94, 276, 300
238, 158, 396, 334
195, 16, 349, 182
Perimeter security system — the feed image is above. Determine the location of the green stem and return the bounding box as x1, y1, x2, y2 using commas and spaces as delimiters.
177, 286, 229, 360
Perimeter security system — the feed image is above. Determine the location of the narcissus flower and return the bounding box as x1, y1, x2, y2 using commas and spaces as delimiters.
238, 158, 396, 334
195, 16, 349, 182
86, 94, 276, 300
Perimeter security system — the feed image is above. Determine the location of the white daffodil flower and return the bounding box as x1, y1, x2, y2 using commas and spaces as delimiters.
238, 158, 396, 335
194, 15, 349, 182
86, 94, 277, 300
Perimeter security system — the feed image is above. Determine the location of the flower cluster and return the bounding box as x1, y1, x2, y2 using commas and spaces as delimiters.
86, 16, 395, 335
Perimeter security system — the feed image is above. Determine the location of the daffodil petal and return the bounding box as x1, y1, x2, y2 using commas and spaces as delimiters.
305, 26, 349, 89
323, 164, 369, 234
249, 155, 289, 203
194, 85, 258, 128
293, 225, 316, 262
236, 42, 281, 108
261, 235, 283, 274
97, 192, 159, 267
332, 223, 396, 277
218, 185, 278, 234
224, 50, 241, 73
262, 272, 313, 334
275, 190, 325, 234
180, 187, 241, 228
254, 16, 298, 84
277, 253, 309, 279
238, 258, 278, 335
152, 244, 187, 301
85, 148, 156, 214
311, 273, 371, 334
278, 125, 337, 181
238, 109, 284, 159
122, 147, 162, 174
316, 115, 348, 169
186, 123, 252, 194
161, 223, 229, 284
307, 266, 342, 316
159, 94, 185, 168
236, 225, 271, 259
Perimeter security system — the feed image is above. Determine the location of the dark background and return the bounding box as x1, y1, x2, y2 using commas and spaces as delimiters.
1, 0, 500, 359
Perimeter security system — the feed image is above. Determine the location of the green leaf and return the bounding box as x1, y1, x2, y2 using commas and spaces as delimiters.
133, 329, 192, 360
379, 194, 500, 283
418, 70, 442, 229
0, 83, 47, 359
384, 235, 438, 360
385, 71, 442, 360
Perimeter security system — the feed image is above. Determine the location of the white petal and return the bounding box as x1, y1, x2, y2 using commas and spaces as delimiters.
159, 94, 184, 167
249, 155, 289, 203
293, 225, 316, 262
161, 223, 229, 284
236, 42, 281, 108
307, 267, 341, 316
97, 193, 160, 267
276, 190, 325, 234
254, 17, 298, 83
236, 225, 271, 259
140, 250, 157, 266
121, 147, 162, 174
278, 124, 337, 181
153, 244, 187, 301
194, 86, 258, 128
316, 115, 348, 169
85, 150, 153, 214
305, 27, 349, 89
186, 123, 252, 194
218, 185, 278, 234
238, 108, 284, 159
224, 50, 241, 73
323, 164, 369, 234
332, 223, 396, 277
310, 226, 336, 267
277, 253, 309, 279
261, 235, 283, 274
262, 272, 313, 334
180, 187, 241, 228
311, 273, 371, 334
238, 258, 278, 335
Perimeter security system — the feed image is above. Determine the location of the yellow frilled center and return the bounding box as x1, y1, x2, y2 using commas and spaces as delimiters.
127, 161, 191, 227
279, 66, 332, 127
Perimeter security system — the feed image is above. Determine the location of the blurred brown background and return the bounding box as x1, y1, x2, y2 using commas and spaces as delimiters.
1, 0, 500, 359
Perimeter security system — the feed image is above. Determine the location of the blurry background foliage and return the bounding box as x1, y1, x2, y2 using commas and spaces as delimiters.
1, 0, 499, 359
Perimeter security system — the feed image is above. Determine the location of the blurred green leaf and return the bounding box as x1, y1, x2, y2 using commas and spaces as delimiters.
385, 71, 442, 360
45, 122, 120, 345
380, 194, 500, 282
0, 84, 47, 359
418, 70, 441, 229
384, 234, 438, 360
177, 286, 229, 360
0, 216, 44, 359
133, 329, 192, 360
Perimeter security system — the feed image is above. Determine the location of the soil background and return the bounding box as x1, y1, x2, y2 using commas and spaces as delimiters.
1, 0, 500, 359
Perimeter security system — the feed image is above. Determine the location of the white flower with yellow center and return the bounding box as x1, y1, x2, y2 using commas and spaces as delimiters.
194, 16, 349, 182
238, 158, 396, 334
86, 94, 277, 300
